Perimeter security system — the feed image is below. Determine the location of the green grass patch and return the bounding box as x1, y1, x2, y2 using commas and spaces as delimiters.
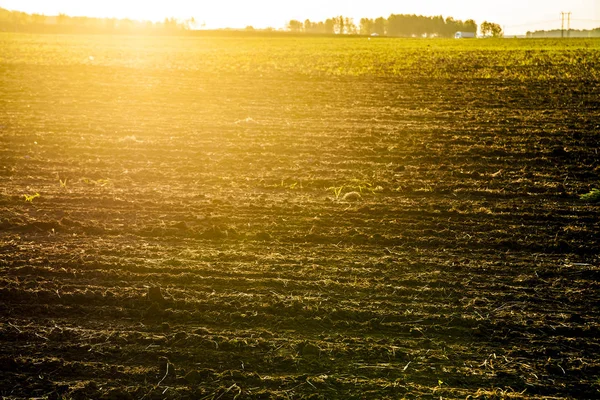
580, 188, 600, 202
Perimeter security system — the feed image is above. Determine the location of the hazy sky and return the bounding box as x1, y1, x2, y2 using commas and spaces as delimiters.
2, 0, 599, 34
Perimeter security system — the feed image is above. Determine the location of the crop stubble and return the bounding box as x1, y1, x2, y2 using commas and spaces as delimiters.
0, 34, 599, 399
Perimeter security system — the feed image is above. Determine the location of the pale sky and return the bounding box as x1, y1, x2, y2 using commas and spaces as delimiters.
1, 0, 599, 35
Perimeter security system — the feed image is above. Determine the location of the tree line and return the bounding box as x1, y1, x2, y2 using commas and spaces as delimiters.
526, 27, 600, 38
0, 7, 195, 34
289, 14, 503, 37
0, 7, 504, 37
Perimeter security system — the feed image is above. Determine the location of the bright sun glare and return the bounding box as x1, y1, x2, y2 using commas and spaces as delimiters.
1, 1, 296, 29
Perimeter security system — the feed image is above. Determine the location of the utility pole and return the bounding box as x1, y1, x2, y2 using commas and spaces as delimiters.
560, 12, 572, 38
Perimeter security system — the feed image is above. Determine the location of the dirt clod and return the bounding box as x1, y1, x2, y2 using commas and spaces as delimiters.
300, 342, 321, 356
147, 286, 164, 303
342, 192, 362, 202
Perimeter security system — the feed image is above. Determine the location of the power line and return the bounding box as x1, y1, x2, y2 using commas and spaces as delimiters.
560, 11, 572, 37
503, 19, 558, 28
571, 19, 600, 23
503, 18, 600, 29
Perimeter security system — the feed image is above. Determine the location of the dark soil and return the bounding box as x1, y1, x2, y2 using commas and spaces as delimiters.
1, 35, 599, 399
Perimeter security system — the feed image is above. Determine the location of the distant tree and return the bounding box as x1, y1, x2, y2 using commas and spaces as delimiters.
373, 17, 386, 35
336, 15, 344, 34
413, 15, 428, 37
304, 19, 313, 33
31, 13, 46, 25
481, 21, 502, 37
9, 10, 28, 30
162, 17, 180, 32
430, 15, 444, 36
304, 19, 323, 33
287, 19, 302, 32
344, 17, 357, 34
464, 19, 477, 33
444, 16, 458, 37
490, 23, 503, 37
386, 14, 401, 36
185, 17, 196, 30
360, 18, 373, 35
324, 18, 335, 34
57, 13, 69, 25
480, 21, 491, 36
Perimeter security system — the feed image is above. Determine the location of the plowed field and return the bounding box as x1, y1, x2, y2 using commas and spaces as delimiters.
1, 34, 599, 399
